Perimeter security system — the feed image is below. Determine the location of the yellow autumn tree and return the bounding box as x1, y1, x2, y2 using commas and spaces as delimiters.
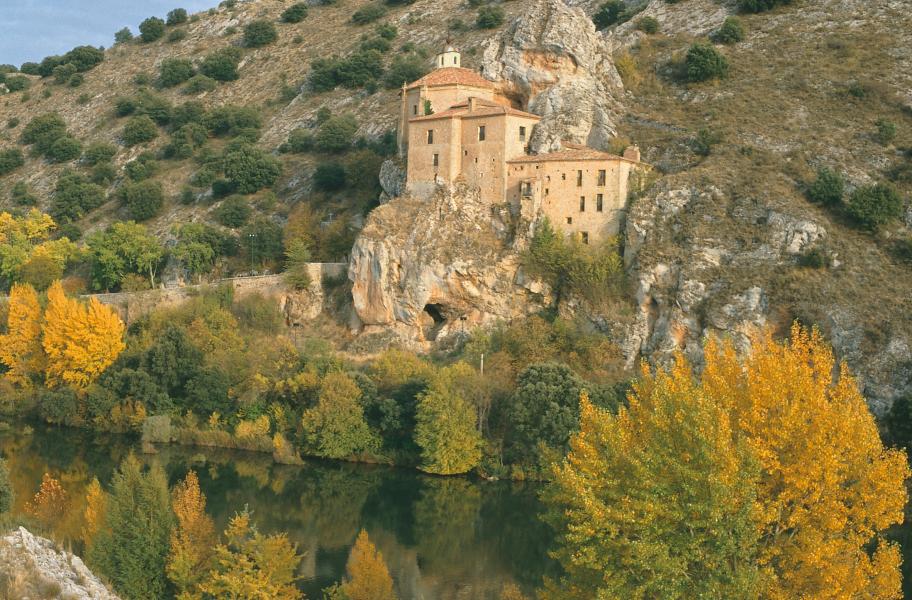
26, 473, 68, 531
341, 529, 397, 600
81, 477, 107, 553
167, 470, 217, 595
0, 282, 44, 385
42, 280, 125, 388
701, 324, 909, 600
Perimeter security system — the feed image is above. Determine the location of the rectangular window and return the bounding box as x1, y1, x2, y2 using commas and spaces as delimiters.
519, 126, 526, 142
561, 173, 566, 180
581, 232, 589, 244
478, 125, 486, 141
545, 188, 549, 196
433, 153, 439, 167
413, 105, 418, 116
597, 170, 606, 186
596, 193, 603, 212
579, 196, 586, 212
566, 217, 572, 225
427, 130, 434, 144
576, 170, 583, 186
521, 182, 532, 197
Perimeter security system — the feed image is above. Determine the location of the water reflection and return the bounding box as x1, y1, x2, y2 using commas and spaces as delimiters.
0, 425, 556, 599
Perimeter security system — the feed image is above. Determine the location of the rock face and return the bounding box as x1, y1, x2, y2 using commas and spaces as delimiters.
0, 527, 120, 599
482, 0, 625, 153
349, 183, 549, 347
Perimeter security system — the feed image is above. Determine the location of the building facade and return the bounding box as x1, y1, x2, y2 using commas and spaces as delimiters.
400, 47, 645, 243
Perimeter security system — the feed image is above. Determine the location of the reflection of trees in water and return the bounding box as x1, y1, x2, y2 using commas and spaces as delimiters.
295, 465, 381, 549
414, 478, 482, 573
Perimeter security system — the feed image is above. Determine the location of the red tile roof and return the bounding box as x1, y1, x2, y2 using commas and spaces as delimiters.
406, 67, 495, 90
507, 143, 636, 164
409, 98, 540, 122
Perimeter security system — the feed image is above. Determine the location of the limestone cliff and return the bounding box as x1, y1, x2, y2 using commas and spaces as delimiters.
349, 183, 549, 347
0, 527, 119, 599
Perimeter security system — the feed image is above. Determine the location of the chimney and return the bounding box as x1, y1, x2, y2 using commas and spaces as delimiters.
623, 145, 641, 162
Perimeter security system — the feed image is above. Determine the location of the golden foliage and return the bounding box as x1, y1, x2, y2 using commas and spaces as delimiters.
235, 415, 271, 439
42, 281, 126, 388
25, 473, 68, 530
700, 324, 909, 599
0, 283, 44, 385
81, 477, 107, 553
197, 509, 303, 599
168, 471, 217, 594
341, 529, 397, 600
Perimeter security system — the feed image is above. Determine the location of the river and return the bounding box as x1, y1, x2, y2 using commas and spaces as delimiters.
0, 424, 558, 599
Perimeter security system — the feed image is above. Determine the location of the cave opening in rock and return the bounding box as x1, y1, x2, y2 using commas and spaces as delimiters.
424, 303, 445, 326
422, 303, 447, 341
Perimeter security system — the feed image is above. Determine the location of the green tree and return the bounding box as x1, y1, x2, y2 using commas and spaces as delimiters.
0, 148, 25, 175
476, 5, 504, 29
846, 183, 903, 230
302, 371, 380, 459
120, 179, 164, 221
87, 221, 164, 290
223, 144, 281, 193
83, 141, 117, 165
592, 0, 624, 29
282, 3, 309, 22
215, 195, 252, 227
46, 136, 82, 162
139, 17, 166, 42
315, 115, 358, 153
166, 8, 189, 25
244, 20, 278, 47
20, 112, 68, 156
88, 454, 174, 599
314, 162, 347, 191
115, 27, 134, 44
352, 4, 387, 25
199, 47, 243, 81
158, 57, 195, 87
283, 238, 312, 289
415, 362, 483, 474
685, 42, 729, 82
806, 167, 844, 206
242, 218, 284, 267
712, 16, 745, 44
123, 115, 159, 146
52, 170, 105, 222
382, 54, 428, 88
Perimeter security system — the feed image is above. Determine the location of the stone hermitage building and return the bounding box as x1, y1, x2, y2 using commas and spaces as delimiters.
398, 46, 645, 243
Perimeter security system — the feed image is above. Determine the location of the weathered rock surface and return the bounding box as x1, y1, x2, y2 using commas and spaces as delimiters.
0, 527, 119, 600
482, 0, 625, 152
378, 159, 407, 203
349, 183, 550, 347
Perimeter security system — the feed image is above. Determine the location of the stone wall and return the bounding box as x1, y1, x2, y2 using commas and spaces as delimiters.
87, 263, 347, 325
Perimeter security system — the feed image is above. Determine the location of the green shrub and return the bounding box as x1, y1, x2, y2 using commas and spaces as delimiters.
712, 17, 745, 44
52, 170, 105, 221
352, 4, 387, 25
286, 128, 314, 152
47, 135, 83, 162
4, 75, 30, 92
635, 16, 659, 34
166, 8, 189, 25
876, 119, 897, 146
199, 46, 243, 81
315, 114, 358, 153
20, 112, 68, 155
125, 153, 159, 180
383, 53, 428, 88
92, 162, 117, 185
132, 91, 173, 125
115, 27, 134, 44
38, 387, 81, 425
738, 0, 794, 13
215, 195, 252, 227
139, 17, 167, 42
212, 178, 236, 198
313, 162, 347, 191
37, 55, 64, 77
244, 19, 278, 47
71, 74, 86, 88
6, 117, 19, 128
171, 100, 206, 127
62, 45, 105, 72
19, 62, 40, 75
222, 144, 282, 193
123, 115, 159, 146
167, 28, 188, 42
158, 57, 195, 87
806, 167, 844, 206
134, 72, 153, 85
0, 458, 12, 514
0, 148, 25, 175
115, 96, 137, 116
797, 247, 827, 269
685, 42, 729, 82
282, 2, 309, 22
164, 123, 208, 158
476, 5, 504, 28
191, 167, 217, 188
593, 0, 624, 30
120, 180, 165, 220
691, 128, 721, 157
204, 104, 262, 136
334, 50, 383, 88
52, 62, 77, 84
183, 74, 217, 94
846, 183, 903, 230
376, 23, 397, 39
11, 181, 38, 206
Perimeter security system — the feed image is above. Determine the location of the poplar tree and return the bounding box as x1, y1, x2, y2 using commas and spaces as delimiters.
167, 470, 217, 594
341, 529, 397, 600
0, 282, 44, 385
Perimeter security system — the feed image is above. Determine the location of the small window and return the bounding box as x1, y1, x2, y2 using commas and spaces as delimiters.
427, 130, 434, 144
576, 170, 583, 186
453, 56, 458, 65
561, 173, 566, 180
521, 182, 532, 196
519, 126, 526, 142
579, 196, 586, 212
581, 232, 589, 244
597, 170, 606, 186
478, 125, 486, 141
596, 193, 604, 212
474, 157, 478, 163
413, 105, 418, 116
433, 153, 439, 167
545, 188, 549, 195
566, 217, 572, 225
546, 175, 551, 182
464, 150, 468, 156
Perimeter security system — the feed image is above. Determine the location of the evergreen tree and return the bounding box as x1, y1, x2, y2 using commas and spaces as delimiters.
167, 470, 217, 594
88, 454, 174, 599
302, 371, 380, 459
341, 530, 397, 600
414, 363, 482, 474
0, 458, 13, 514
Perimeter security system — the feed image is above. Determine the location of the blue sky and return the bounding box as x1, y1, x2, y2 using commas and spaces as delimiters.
1, 0, 218, 67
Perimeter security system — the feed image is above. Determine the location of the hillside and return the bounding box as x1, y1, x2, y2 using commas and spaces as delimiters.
1, 0, 911, 412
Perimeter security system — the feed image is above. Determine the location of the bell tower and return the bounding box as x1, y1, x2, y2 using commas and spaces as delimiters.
435, 44, 460, 68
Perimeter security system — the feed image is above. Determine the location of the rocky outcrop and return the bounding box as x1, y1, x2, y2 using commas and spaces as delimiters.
0, 527, 119, 600
378, 159, 406, 203
349, 183, 550, 347
482, 0, 625, 152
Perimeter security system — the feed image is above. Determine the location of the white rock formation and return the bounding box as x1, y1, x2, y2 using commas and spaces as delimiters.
0, 527, 119, 600
482, 0, 625, 152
